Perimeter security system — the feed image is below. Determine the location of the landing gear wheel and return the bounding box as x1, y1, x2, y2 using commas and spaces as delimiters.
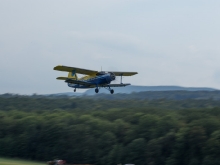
95, 88, 99, 93
110, 89, 114, 94
74, 89, 76, 92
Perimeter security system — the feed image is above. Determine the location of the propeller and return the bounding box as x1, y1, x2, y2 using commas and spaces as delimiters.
100, 67, 121, 84
111, 74, 121, 84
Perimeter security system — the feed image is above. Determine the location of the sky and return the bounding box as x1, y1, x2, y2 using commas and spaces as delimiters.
1, 0, 220, 94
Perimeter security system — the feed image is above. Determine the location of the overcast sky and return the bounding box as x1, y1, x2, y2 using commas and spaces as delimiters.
1, 0, 220, 94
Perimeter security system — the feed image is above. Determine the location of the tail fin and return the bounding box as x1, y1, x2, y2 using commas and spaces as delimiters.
68, 71, 78, 80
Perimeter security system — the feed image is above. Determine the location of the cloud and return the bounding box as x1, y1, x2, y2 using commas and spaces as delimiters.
68, 31, 158, 58
189, 45, 198, 52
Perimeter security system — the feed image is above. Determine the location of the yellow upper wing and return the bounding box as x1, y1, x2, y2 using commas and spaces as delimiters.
54, 65, 98, 75
54, 65, 138, 76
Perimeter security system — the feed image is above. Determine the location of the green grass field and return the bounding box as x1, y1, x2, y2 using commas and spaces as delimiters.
0, 158, 45, 165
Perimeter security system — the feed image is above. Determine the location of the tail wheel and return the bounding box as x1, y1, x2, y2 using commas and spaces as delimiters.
74, 89, 76, 92
110, 89, 114, 94
95, 88, 99, 93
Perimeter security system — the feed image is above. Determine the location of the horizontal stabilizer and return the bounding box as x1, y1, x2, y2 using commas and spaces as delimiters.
56, 77, 69, 80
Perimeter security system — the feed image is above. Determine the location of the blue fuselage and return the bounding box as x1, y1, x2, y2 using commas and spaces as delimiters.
68, 73, 114, 89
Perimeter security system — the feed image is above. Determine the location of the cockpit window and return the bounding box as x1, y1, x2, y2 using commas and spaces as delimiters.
96, 72, 106, 76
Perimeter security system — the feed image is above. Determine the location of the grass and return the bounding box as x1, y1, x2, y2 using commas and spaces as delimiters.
0, 157, 45, 165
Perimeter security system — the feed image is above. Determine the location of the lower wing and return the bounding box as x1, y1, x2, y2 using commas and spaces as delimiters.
57, 77, 130, 87
101, 83, 131, 87
57, 77, 93, 86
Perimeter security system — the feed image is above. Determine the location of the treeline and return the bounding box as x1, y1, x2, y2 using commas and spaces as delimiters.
1, 95, 220, 111
86, 90, 220, 100
0, 96, 220, 165
3, 90, 220, 101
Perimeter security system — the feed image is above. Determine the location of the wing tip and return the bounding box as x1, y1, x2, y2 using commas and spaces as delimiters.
53, 65, 63, 70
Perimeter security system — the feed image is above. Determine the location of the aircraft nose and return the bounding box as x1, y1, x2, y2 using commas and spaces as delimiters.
111, 74, 115, 80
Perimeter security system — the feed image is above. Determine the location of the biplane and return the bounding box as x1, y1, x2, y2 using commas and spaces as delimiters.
54, 65, 138, 94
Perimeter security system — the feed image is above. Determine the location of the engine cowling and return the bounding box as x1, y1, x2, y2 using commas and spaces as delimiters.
105, 72, 115, 83
110, 72, 115, 81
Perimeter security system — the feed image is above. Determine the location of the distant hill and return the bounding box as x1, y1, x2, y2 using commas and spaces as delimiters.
2, 86, 217, 98
46, 92, 82, 97
84, 85, 217, 95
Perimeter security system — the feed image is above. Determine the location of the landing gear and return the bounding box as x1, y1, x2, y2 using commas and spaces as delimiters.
105, 85, 114, 94
95, 85, 114, 94
95, 88, 99, 93
74, 88, 76, 92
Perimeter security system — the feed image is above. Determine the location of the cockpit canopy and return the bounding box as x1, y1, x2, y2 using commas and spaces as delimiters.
96, 71, 106, 76
96, 72, 115, 80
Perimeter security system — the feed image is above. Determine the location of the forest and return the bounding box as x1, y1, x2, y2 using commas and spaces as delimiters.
0, 93, 220, 165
